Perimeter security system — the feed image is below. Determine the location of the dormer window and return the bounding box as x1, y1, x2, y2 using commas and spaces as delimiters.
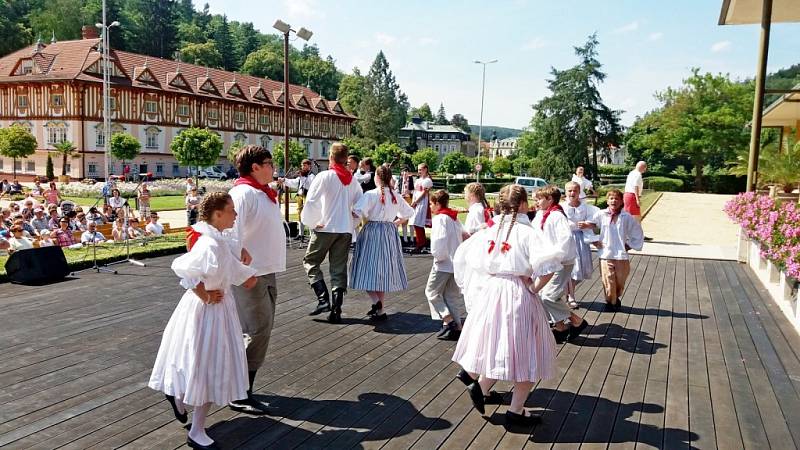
15, 59, 34, 75
17, 95, 29, 108
51, 94, 64, 107
198, 78, 219, 95
168, 72, 190, 90
225, 82, 244, 98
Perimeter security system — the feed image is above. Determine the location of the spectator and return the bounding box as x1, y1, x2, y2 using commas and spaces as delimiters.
185, 187, 201, 225
13, 217, 34, 237
9, 202, 21, 216
20, 199, 36, 220
127, 217, 145, 239
30, 208, 49, 235
47, 206, 60, 230
103, 204, 116, 222
108, 188, 125, 210
9, 179, 23, 195
43, 182, 61, 206
571, 165, 596, 202
145, 212, 163, 236
112, 216, 125, 241
8, 225, 34, 252
38, 230, 55, 247
64, 210, 79, 231
53, 218, 76, 247
31, 180, 43, 196
0, 179, 9, 197
0, 234, 8, 255
87, 206, 107, 225
185, 177, 195, 193
75, 212, 88, 231
81, 222, 106, 244
1, 208, 12, 228
138, 183, 152, 219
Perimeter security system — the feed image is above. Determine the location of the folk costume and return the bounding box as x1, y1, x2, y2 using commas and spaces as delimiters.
425, 206, 466, 339
411, 176, 433, 251
533, 205, 578, 325
595, 207, 644, 308
563, 201, 601, 283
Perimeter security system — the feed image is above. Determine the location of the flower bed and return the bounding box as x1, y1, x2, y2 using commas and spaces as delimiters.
59, 178, 233, 198
725, 192, 800, 279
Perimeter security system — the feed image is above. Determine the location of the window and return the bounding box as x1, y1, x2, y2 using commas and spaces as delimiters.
172, 164, 180, 176
17, 95, 28, 108
88, 163, 98, 175
260, 135, 271, 149
303, 139, 311, 156
14, 160, 22, 171
51, 94, 64, 107
96, 128, 105, 147
302, 117, 311, 134
207, 108, 218, 120
259, 115, 269, 127
177, 102, 190, 117
234, 111, 245, 123
234, 133, 247, 144
320, 121, 330, 135
145, 100, 158, 114
434, 144, 440, 152
156, 163, 164, 175
26, 160, 35, 172
145, 127, 160, 149
47, 122, 68, 145
65, 163, 71, 173
109, 96, 117, 110
321, 141, 329, 157
19, 59, 33, 75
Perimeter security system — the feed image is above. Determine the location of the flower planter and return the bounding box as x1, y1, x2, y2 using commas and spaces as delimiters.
768, 260, 781, 283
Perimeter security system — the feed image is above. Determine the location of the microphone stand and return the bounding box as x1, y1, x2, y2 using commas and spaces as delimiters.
105, 175, 147, 268
72, 230, 117, 275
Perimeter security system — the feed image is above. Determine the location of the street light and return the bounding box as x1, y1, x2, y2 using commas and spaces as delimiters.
273, 19, 313, 222
96, 1, 120, 181
474, 59, 497, 182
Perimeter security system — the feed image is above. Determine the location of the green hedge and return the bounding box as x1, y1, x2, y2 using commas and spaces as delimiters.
438, 179, 510, 193
645, 176, 684, 192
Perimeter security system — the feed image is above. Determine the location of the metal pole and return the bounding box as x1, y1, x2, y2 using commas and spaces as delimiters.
283, 31, 291, 222
102, 0, 110, 180
746, 0, 773, 192
477, 63, 486, 180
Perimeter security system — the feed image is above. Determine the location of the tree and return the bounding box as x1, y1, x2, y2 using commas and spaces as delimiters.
0, 125, 38, 178
451, 114, 471, 133
110, 132, 141, 176
439, 151, 471, 174
180, 41, 222, 67
528, 148, 571, 182
123, 0, 179, 58
208, 14, 235, 70
295, 45, 342, 99
337, 68, 368, 122
625, 69, 752, 190
53, 140, 78, 176
227, 139, 244, 165
29, 0, 84, 42
411, 148, 439, 172
369, 142, 406, 167
342, 136, 374, 159
512, 156, 533, 176
81, 0, 125, 49
357, 51, 409, 144
170, 127, 223, 183
241, 44, 287, 80
435, 103, 449, 125
408, 103, 434, 122
273, 140, 306, 172
46, 154, 55, 180
492, 157, 512, 175
518, 34, 622, 180
0, 1, 34, 57
472, 156, 493, 175
230, 21, 262, 69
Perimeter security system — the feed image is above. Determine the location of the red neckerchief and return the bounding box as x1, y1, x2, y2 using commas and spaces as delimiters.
437, 207, 458, 221
234, 176, 277, 203
330, 163, 353, 186
186, 227, 201, 251
540, 204, 565, 230
606, 206, 622, 223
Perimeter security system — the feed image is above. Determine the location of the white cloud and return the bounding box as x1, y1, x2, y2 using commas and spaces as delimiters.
711, 40, 732, 52
521, 37, 547, 51
613, 21, 639, 34
417, 37, 438, 47
375, 32, 398, 46
284, 0, 324, 20
648, 32, 663, 41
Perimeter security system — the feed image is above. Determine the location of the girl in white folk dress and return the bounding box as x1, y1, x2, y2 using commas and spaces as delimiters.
409, 163, 433, 253
349, 165, 415, 321
148, 192, 258, 450
563, 181, 601, 309
452, 185, 565, 426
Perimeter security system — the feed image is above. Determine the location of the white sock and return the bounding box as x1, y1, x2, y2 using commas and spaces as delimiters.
188, 403, 212, 445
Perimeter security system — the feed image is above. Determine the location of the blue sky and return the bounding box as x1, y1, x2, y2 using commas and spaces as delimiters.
204, 0, 800, 129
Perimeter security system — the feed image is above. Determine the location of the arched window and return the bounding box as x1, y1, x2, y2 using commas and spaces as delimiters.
260, 135, 271, 149
303, 139, 312, 156
145, 126, 161, 149
321, 141, 329, 157
234, 133, 247, 145
45, 121, 68, 145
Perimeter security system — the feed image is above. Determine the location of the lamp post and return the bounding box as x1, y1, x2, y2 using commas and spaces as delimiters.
96, 1, 119, 181
273, 19, 313, 222
474, 59, 497, 180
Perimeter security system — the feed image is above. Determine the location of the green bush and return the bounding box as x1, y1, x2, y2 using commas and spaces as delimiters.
598, 164, 632, 176
706, 174, 746, 194
645, 176, 684, 192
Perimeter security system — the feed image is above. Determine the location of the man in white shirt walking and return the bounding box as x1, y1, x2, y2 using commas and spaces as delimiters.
227, 145, 286, 415
278, 159, 315, 241
624, 161, 652, 241
301, 143, 363, 323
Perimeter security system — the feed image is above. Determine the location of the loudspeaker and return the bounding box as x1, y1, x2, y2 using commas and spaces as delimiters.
5, 246, 70, 285
285, 221, 300, 238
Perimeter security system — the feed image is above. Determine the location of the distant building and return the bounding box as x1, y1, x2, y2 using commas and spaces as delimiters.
489, 137, 519, 158
591, 144, 626, 165
0, 29, 355, 180
399, 117, 473, 158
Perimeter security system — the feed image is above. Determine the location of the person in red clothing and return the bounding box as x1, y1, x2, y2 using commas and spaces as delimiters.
53, 218, 76, 247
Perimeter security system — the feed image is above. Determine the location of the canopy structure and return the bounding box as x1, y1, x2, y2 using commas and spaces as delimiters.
719, 0, 799, 191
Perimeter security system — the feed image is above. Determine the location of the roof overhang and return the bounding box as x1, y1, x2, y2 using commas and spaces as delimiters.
719, 0, 800, 25
762, 87, 800, 127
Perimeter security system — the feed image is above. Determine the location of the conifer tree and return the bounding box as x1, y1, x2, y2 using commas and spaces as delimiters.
357, 51, 409, 144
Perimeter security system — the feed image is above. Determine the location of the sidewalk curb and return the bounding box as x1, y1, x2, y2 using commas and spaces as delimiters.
641, 192, 663, 220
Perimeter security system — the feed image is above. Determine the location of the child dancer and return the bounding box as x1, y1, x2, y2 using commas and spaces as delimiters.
349, 165, 415, 321
533, 186, 586, 342
149, 192, 258, 449
425, 190, 466, 340
594, 189, 644, 309
409, 163, 433, 254
463, 182, 492, 236
563, 181, 600, 309
399, 169, 414, 246
452, 184, 564, 425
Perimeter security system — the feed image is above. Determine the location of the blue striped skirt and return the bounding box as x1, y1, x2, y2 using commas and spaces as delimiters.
349, 221, 408, 292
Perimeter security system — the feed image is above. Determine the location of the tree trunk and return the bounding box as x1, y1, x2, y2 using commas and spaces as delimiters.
694, 160, 704, 192
590, 134, 599, 182
12, 158, 16, 178
62, 153, 67, 176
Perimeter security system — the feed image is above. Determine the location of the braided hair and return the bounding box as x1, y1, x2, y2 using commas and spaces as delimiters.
489, 184, 527, 254
198, 191, 232, 223
375, 165, 397, 205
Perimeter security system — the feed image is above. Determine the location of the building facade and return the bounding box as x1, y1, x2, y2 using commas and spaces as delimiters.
0, 32, 356, 180
398, 117, 474, 158
489, 137, 518, 158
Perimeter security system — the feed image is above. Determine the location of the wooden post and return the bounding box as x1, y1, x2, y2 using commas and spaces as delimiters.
746, 0, 773, 192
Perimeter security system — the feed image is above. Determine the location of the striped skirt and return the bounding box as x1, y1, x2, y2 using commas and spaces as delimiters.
452, 275, 556, 383
349, 221, 408, 292
148, 290, 249, 407
571, 230, 594, 282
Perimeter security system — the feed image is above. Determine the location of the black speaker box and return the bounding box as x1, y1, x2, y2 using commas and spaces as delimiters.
5, 246, 70, 285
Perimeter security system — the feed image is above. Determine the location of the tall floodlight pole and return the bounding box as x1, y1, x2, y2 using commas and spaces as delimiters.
474, 59, 497, 182
273, 19, 313, 222
96, 2, 119, 180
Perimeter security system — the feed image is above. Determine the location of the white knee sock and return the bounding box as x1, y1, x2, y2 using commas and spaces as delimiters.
188, 403, 212, 445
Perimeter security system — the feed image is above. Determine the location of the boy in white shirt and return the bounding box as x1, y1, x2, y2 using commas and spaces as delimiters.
593, 189, 644, 310
425, 190, 467, 341
145, 212, 164, 236
301, 143, 363, 324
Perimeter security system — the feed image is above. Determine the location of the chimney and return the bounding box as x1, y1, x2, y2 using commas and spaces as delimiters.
81, 26, 99, 40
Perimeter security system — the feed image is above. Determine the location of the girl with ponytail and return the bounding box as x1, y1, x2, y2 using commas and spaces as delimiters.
463, 182, 493, 236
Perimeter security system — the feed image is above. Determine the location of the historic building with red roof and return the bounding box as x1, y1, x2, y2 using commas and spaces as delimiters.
0, 28, 356, 180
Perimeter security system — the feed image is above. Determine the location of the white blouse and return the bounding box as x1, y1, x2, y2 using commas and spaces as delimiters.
595, 209, 644, 260
229, 184, 286, 276
463, 203, 487, 235
571, 175, 593, 199
564, 201, 601, 243
301, 170, 364, 234
430, 214, 464, 273
412, 177, 433, 202
353, 187, 415, 222
172, 221, 256, 291
533, 209, 578, 263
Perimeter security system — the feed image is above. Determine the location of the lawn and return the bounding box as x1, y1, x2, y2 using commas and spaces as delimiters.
63, 195, 188, 211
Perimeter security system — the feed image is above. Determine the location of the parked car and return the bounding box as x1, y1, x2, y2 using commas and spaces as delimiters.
514, 176, 549, 194
188, 166, 228, 180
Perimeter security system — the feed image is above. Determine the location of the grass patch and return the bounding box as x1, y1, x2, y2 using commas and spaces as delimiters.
63, 196, 187, 211
0, 235, 187, 281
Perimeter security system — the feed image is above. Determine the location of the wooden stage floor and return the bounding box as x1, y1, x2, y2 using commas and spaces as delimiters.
1, 248, 799, 449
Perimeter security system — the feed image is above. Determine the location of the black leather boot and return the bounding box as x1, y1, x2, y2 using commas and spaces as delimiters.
329, 289, 344, 324
309, 280, 330, 316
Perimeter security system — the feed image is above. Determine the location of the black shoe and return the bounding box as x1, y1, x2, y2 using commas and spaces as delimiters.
437, 321, 459, 341
187, 436, 220, 450
228, 396, 271, 415
568, 319, 588, 341
165, 394, 187, 423
484, 391, 504, 405
446, 329, 461, 341
369, 313, 388, 322
467, 382, 486, 415
328, 289, 344, 324
505, 409, 542, 426
367, 301, 383, 317
309, 280, 331, 316
644, 236, 653, 242
437, 324, 451, 339
552, 327, 569, 344
456, 368, 475, 386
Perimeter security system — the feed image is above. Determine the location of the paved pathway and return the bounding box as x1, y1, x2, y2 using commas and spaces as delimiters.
633, 192, 739, 260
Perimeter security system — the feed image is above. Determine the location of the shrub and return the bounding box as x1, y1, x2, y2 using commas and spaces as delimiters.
645, 176, 684, 192
598, 164, 631, 176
